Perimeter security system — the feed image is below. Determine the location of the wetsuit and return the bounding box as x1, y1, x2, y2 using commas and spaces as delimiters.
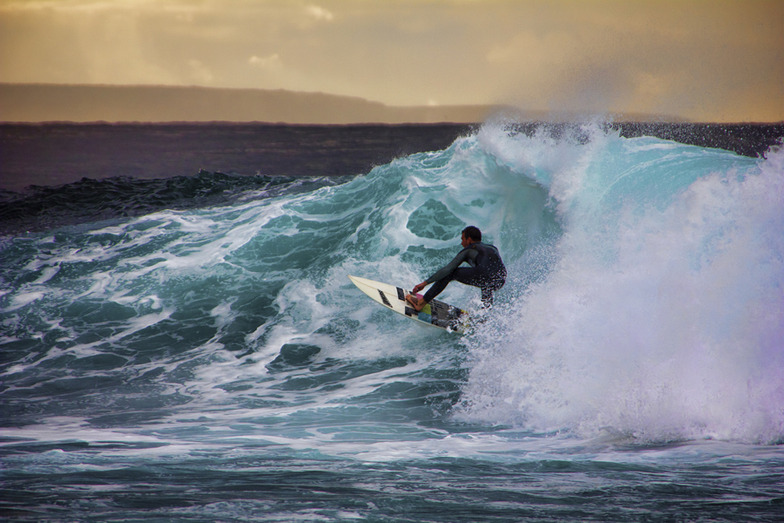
422, 242, 506, 307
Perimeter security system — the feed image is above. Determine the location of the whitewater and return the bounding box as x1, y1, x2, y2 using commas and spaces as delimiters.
1, 122, 783, 520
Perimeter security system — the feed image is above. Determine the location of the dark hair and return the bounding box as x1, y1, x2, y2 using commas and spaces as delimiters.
462, 226, 482, 242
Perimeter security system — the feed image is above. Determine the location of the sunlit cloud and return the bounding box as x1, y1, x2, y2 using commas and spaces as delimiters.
305, 5, 334, 22
249, 54, 283, 71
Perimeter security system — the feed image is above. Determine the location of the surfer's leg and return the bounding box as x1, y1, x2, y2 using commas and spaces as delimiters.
456, 268, 504, 308
406, 272, 457, 312
480, 287, 494, 308
453, 267, 484, 288
416, 267, 493, 310
422, 276, 451, 303
478, 273, 505, 309
421, 267, 480, 303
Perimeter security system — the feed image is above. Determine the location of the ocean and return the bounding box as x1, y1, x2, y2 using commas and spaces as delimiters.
1, 121, 783, 521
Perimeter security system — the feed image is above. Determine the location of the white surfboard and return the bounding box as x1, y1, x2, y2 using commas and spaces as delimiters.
348, 275, 468, 333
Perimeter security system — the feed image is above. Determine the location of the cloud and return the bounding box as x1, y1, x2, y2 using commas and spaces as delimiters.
305, 5, 333, 22
249, 53, 283, 71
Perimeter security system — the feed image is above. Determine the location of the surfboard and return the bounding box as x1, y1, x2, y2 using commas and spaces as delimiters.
348, 275, 468, 333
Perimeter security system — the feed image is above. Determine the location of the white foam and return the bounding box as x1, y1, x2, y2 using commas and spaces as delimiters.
5, 289, 46, 311
456, 131, 784, 444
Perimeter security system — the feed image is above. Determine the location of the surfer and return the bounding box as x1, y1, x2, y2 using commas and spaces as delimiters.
406, 226, 506, 311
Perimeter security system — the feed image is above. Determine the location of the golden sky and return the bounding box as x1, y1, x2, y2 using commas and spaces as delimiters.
1, 0, 782, 122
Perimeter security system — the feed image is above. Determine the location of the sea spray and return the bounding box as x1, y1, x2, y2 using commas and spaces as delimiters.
456, 127, 784, 444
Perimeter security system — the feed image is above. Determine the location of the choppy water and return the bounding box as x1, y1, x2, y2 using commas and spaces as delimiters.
2, 122, 783, 521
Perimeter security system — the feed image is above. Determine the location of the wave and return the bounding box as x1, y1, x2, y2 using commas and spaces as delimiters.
0, 171, 347, 235
1, 122, 782, 447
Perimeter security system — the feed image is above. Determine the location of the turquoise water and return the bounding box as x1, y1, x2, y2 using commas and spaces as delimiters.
2, 123, 783, 520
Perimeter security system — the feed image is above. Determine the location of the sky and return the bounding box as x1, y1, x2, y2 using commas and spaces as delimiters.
1, 0, 783, 122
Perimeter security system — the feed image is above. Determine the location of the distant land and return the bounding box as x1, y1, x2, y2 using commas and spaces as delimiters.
1, 83, 680, 124
1, 83, 500, 124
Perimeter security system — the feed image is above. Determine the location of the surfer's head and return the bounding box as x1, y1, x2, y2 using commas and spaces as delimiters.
462, 226, 482, 243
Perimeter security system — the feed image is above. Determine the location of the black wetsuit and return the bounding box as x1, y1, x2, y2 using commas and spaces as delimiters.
422, 242, 506, 307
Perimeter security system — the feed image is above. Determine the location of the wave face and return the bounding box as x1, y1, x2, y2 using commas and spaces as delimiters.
1, 122, 783, 520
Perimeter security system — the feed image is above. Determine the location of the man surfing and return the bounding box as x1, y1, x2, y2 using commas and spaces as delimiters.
406, 226, 506, 312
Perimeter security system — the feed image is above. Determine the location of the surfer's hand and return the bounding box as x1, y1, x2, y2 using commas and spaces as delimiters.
412, 282, 426, 293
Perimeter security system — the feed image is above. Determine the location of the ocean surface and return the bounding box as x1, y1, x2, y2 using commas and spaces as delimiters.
1, 121, 783, 521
